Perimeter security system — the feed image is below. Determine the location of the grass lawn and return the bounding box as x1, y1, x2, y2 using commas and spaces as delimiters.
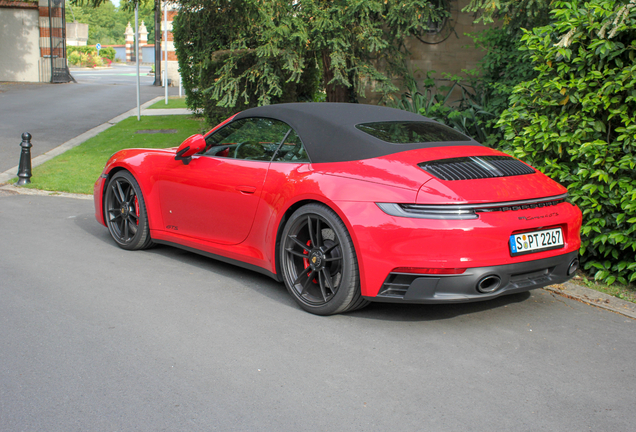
17, 115, 207, 195
148, 97, 189, 109
570, 272, 636, 303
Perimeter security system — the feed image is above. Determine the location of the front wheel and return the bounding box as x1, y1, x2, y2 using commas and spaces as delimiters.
104, 170, 154, 250
280, 204, 369, 315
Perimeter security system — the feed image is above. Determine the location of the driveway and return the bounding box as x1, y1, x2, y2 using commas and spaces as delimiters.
1, 192, 634, 431
0, 64, 177, 174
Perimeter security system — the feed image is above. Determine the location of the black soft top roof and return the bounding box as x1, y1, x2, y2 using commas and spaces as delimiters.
233, 103, 481, 163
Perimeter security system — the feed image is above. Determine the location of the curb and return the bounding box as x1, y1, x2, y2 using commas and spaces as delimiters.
0, 96, 166, 184
142, 108, 195, 116
0, 183, 92, 200
545, 282, 636, 319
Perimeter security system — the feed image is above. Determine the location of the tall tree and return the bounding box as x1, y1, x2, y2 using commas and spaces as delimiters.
173, 0, 448, 108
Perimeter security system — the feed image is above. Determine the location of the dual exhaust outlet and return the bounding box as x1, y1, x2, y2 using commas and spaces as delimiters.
475, 258, 579, 294
476, 275, 502, 293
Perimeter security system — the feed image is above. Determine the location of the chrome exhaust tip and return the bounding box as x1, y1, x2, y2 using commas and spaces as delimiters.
477, 275, 502, 293
568, 259, 579, 276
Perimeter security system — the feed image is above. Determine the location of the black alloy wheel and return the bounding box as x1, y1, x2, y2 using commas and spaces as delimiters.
104, 171, 154, 251
280, 203, 369, 315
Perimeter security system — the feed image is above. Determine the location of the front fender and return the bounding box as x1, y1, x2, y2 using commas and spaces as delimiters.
94, 149, 174, 231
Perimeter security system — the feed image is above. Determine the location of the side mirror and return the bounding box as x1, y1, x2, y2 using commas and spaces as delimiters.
175, 134, 206, 165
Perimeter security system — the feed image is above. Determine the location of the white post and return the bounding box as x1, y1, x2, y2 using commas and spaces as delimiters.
164, 1, 168, 104
135, 1, 141, 121
179, 77, 182, 97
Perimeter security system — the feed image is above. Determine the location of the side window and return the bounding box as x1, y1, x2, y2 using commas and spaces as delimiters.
271, 130, 310, 163
203, 118, 291, 161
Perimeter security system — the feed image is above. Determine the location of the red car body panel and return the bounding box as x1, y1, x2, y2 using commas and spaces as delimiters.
95, 145, 582, 298
95, 104, 582, 305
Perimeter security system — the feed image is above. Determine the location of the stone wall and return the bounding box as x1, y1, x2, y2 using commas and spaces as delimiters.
66, 21, 87, 46
0, 2, 41, 82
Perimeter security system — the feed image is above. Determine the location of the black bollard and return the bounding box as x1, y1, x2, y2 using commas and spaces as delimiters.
17, 132, 33, 186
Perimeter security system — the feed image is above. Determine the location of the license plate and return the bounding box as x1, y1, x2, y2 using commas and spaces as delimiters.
510, 228, 564, 256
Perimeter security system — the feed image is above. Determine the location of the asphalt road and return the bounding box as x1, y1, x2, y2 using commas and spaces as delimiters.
1, 192, 634, 431
0, 64, 175, 173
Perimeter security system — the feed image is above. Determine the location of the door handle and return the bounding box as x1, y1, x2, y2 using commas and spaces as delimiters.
236, 185, 256, 194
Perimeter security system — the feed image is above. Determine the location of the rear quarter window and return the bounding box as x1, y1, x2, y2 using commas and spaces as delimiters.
356, 121, 471, 144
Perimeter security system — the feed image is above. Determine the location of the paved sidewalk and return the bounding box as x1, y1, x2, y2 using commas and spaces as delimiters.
142, 108, 196, 116
545, 282, 636, 319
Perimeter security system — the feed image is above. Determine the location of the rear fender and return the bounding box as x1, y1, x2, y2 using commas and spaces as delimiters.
264, 168, 418, 289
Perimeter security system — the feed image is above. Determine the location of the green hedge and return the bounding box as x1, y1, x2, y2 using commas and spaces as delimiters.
67, 45, 115, 61
497, 0, 636, 284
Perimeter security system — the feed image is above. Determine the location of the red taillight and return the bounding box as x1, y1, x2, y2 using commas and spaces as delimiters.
392, 267, 466, 275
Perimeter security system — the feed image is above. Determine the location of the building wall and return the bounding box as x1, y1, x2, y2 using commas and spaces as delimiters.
112, 46, 126, 62
66, 22, 87, 46
141, 45, 154, 64
0, 6, 41, 82
161, 7, 180, 86
405, 0, 487, 82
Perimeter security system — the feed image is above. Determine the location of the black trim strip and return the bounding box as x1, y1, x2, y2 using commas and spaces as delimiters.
153, 239, 282, 282
377, 194, 568, 220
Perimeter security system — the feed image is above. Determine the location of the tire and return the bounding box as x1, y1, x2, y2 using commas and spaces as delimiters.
280, 203, 369, 315
104, 171, 154, 251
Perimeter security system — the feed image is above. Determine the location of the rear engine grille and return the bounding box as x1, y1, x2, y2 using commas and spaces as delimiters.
419, 156, 535, 181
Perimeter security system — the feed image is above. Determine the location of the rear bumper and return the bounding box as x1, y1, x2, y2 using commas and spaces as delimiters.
365, 251, 578, 304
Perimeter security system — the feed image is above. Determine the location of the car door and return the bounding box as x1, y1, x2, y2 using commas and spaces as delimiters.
156, 117, 291, 245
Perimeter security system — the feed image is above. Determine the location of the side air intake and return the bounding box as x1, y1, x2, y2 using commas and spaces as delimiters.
419, 156, 535, 181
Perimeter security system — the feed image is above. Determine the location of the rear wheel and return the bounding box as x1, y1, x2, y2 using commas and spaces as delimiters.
280, 204, 369, 315
104, 171, 154, 250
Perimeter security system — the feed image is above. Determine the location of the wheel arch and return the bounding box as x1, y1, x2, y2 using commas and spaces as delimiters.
102, 165, 157, 233
101, 166, 133, 214
272, 198, 361, 284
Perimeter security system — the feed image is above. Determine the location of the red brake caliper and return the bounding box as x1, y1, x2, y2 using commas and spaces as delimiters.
134, 196, 140, 225
302, 240, 318, 283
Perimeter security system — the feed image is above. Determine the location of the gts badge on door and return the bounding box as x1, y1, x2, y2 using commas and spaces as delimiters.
166, 225, 179, 230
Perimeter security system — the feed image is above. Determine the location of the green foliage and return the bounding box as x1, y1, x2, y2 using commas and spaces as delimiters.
67, 46, 104, 67
148, 97, 188, 109
99, 46, 116, 61
66, 45, 114, 66
387, 71, 495, 143
497, 0, 636, 285
460, 0, 553, 146
172, 0, 322, 124
463, 0, 553, 27
172, 0, 447, 113
467, 28, 537, 146
392, 1, 551, 146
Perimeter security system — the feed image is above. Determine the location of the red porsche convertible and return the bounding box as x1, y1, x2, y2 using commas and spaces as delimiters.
94, 103, 582, 315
